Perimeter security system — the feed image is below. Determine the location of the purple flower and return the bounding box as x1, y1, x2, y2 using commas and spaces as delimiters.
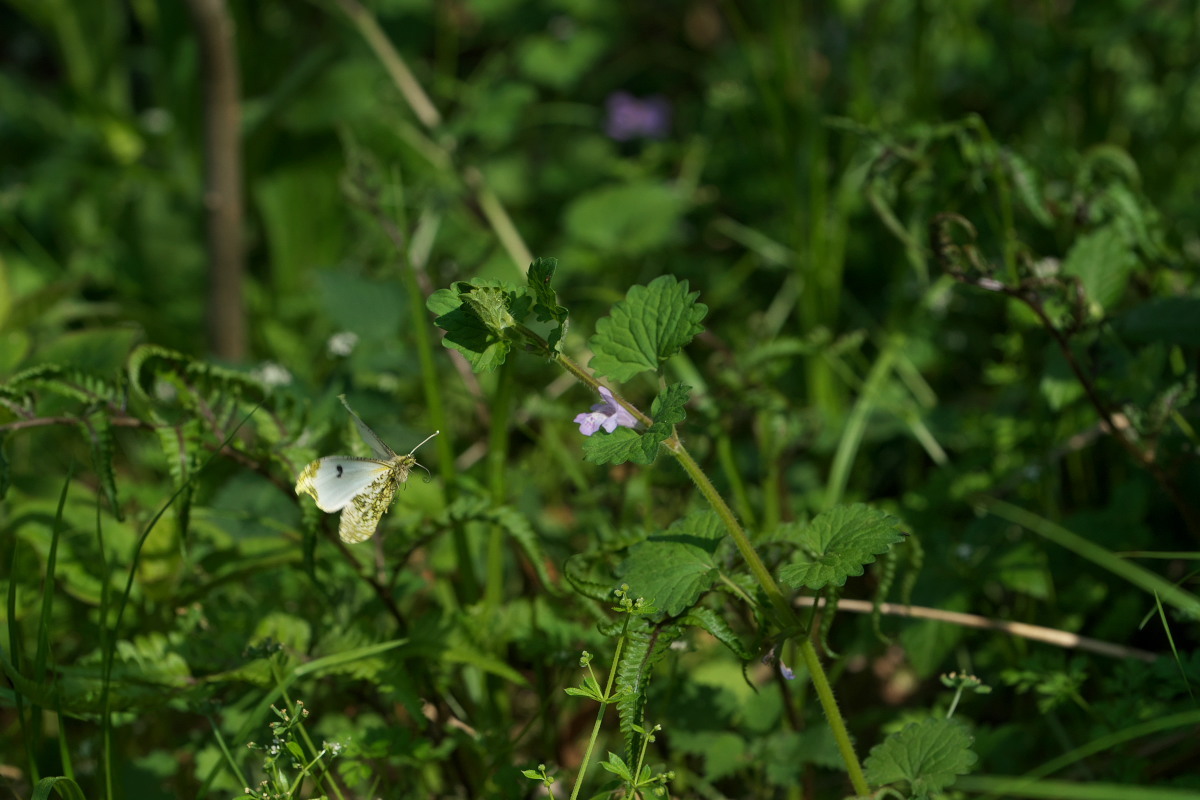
762, 647, 795, 680
574, 386, 638, 436
604, 92, 671, 141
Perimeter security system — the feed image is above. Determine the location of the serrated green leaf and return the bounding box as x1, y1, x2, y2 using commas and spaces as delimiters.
651, 383, 689, 425
527, 257, 568, 350
601, 751, 632, 780
1115, 296, 1200, 347
617, 511, 723, 615
1062, 225, 1137, 312
581, 425, 668, 465
428, 285, 514, 372
864, 717, 977, 795
588, 276, 707, 381
458, 283, 524, 331
778, 504, 906, 590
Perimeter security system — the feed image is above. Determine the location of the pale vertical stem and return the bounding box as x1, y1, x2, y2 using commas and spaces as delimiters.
333, 0, 441, 130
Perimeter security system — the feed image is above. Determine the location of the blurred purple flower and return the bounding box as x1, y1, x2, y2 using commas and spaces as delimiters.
605, 91, 671, 141
762, 648, 795, 680
574, 386, 638, 436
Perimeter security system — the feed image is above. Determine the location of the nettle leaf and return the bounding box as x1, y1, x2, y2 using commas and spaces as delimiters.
582, 426, 663, 465
581, 384, 690, 466
1062, 225, 1138, 313
778, 504, 906, 591
527, 257, 568, 350
864, 718, 977, 796
617, 511, 723, 616
650, 382, 689, 425
588, 276, 707, 381
460, 283, 529, 331
429, 280, 531, 372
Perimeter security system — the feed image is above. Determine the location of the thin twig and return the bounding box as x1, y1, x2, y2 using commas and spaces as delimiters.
797, 596, 1158, 662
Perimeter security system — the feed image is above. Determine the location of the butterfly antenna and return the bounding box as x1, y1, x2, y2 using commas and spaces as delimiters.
408, 430, 440, 455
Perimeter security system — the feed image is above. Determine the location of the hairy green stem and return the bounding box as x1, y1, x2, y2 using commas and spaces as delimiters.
668, 438, 870, 796
550, 352, 654, 428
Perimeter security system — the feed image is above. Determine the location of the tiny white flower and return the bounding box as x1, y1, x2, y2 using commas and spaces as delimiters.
252, 362, 293, 388
327, 331, 359, 357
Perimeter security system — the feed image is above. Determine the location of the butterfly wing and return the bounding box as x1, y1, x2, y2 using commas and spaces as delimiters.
337, 468, 402, 543
295, 457, 392, 513
339, 394, 398, 459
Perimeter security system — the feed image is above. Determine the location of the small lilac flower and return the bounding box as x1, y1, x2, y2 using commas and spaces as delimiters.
574, 386, 638, 436
604, 91, 671, 141
762, 647, 795, 680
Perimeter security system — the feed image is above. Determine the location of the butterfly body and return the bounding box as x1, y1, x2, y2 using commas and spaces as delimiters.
294, 396, 436, 543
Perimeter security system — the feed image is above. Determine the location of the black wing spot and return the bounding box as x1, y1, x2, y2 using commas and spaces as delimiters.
336, 465, 344, 478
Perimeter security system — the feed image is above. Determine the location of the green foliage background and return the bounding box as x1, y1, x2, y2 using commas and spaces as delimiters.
2, 1, 1199, 798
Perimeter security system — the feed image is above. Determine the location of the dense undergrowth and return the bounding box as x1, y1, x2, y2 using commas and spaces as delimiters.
2, 2, 1199, 798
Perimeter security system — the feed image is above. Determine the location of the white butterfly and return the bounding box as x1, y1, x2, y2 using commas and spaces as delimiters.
295, 395, 438, 543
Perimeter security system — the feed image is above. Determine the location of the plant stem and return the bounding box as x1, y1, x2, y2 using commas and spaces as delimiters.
667, 437, 870, 796
550, 351, 654, 428
570, 639, 627, 800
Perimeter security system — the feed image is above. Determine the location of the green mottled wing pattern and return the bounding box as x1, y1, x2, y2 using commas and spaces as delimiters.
337, 458, 410, 543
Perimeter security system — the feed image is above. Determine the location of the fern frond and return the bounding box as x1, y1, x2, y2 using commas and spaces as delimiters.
899, 532, 923, 607
872, 547, 900, 644
615, 617, 682, 765
154, 417, 203, 539
681, 606, 753, 661
3, 364, 122, 406
128, 345, 269, 416
563, 555, 616, 603
80, 410, 122, 521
